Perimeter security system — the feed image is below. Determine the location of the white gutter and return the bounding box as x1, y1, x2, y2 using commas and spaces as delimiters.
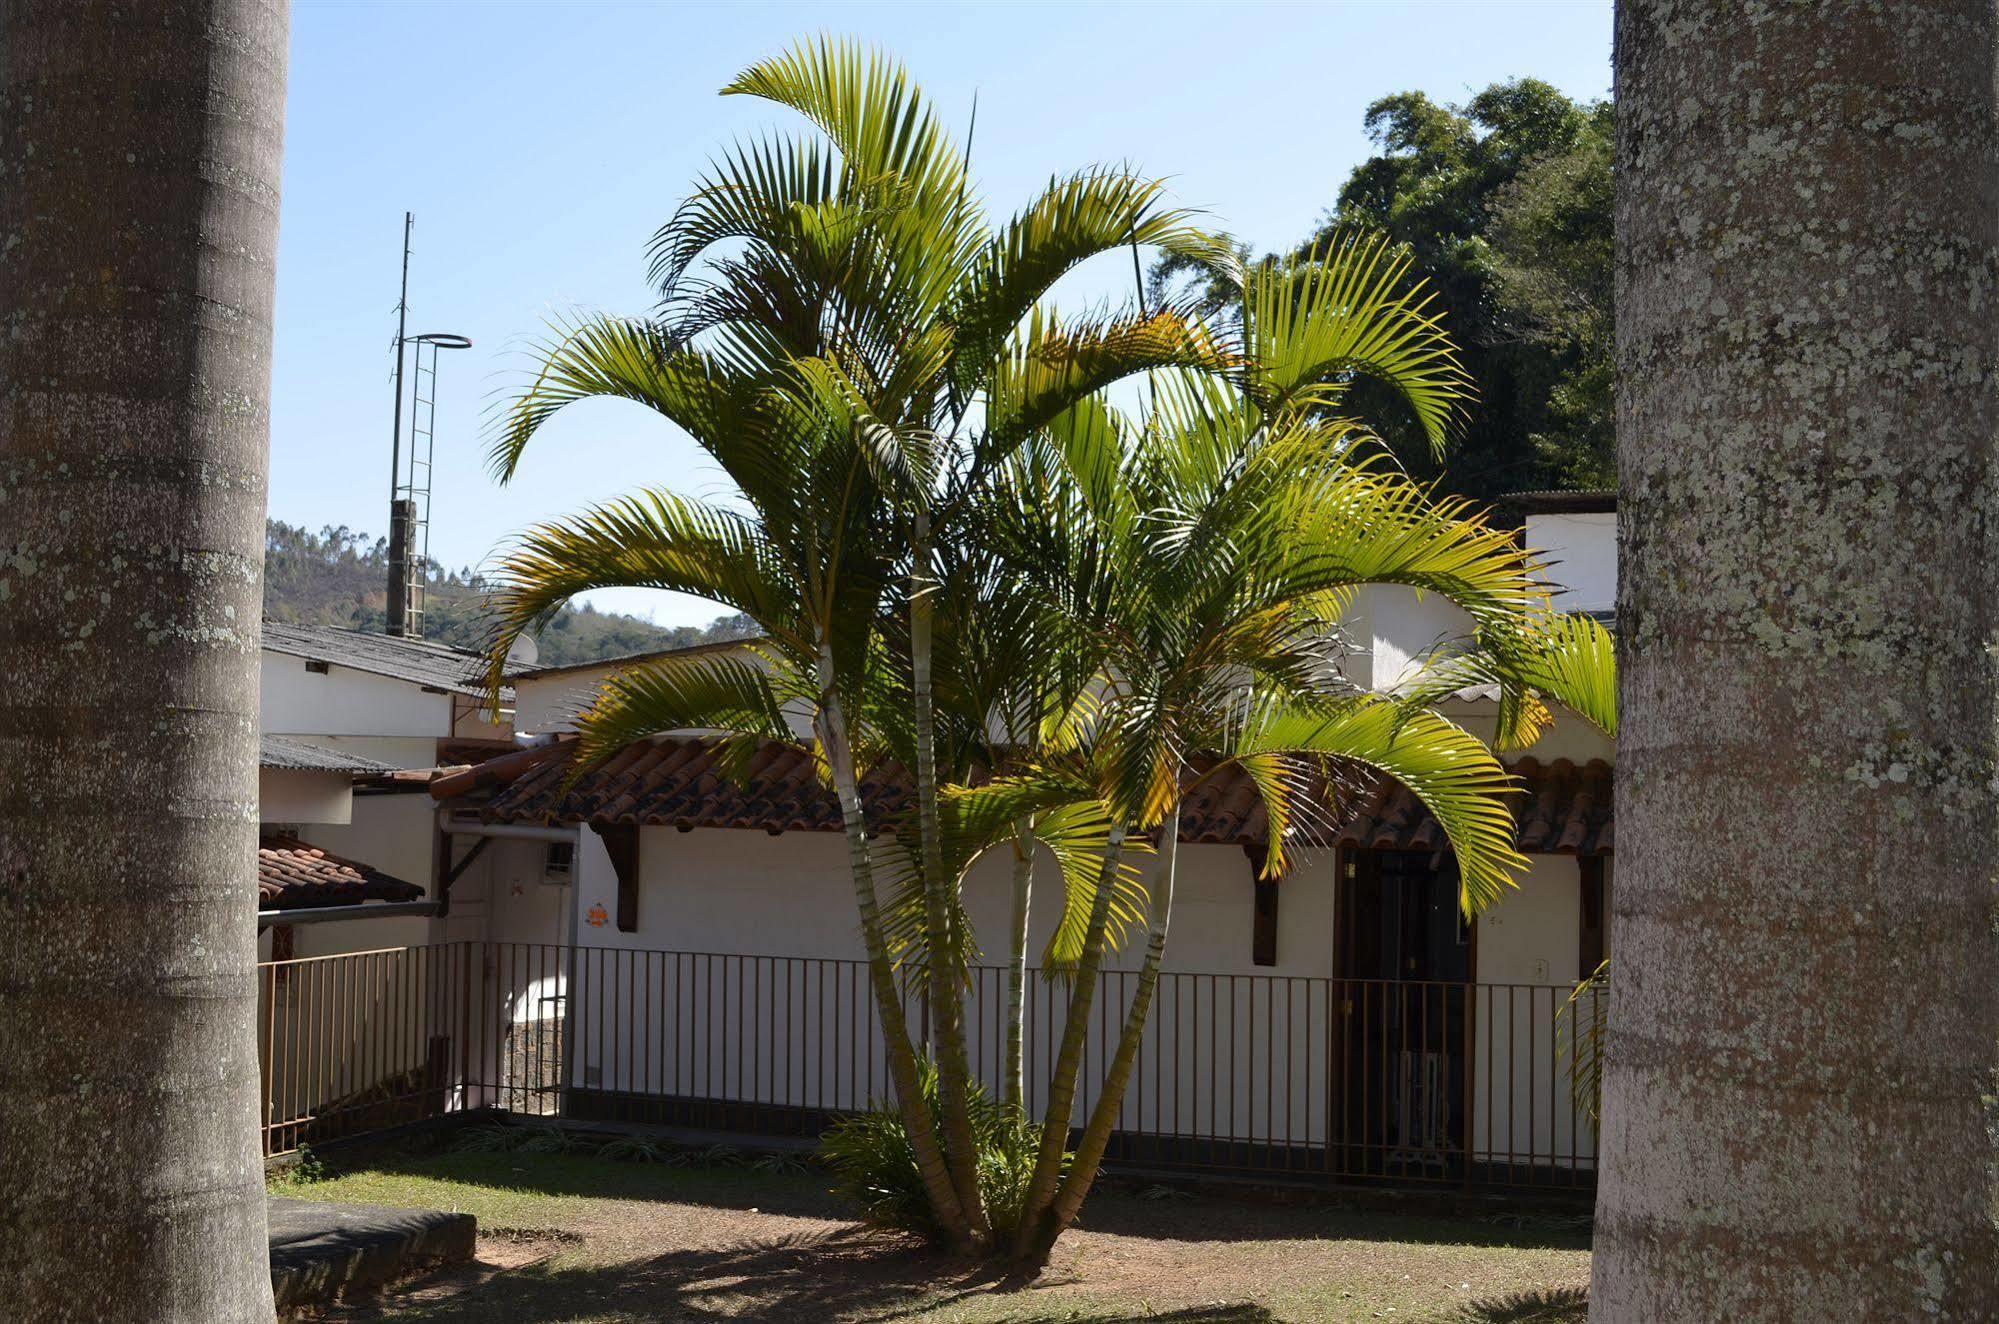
436, 808, 580, 844
258, 900, 439, 929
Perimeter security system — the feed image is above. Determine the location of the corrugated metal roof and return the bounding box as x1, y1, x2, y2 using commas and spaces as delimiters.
504, 635, 764, 683
261, 620, 506, 699
259, 734, 395, 774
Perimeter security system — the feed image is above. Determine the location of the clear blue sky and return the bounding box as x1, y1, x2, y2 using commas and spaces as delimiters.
273, 0, 1612, 629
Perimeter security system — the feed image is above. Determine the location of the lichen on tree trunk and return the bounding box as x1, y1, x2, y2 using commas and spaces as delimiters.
0, 2, 289, 1320
1601, 2, 1999, 1319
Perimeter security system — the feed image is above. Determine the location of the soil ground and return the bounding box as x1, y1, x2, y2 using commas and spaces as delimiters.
279, 1147, 1590, 1323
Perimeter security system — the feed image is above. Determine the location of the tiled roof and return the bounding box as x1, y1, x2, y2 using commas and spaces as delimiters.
444, 737, 1612, 857
259, 734, 395, 774
258, 836, 426, 910
454, 738, 912, 834
261, 620, 507, 699
1335, 756, 1612, 857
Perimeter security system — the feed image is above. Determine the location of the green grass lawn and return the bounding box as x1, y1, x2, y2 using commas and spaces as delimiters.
278, 1146, 1590, 1323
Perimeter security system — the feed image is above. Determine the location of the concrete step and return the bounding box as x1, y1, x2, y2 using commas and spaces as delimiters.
268, 1197, 477, 1311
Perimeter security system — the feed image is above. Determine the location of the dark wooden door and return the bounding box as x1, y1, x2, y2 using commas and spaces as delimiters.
1334, 850, 1470, 1178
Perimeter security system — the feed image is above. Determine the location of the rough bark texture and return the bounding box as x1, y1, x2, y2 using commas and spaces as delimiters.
1599, 3, 1999, 1319
0, 3, 288, 1320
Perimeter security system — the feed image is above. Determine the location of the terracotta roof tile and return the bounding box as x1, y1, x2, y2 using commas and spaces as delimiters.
449, 737, 1613, 858
258, 836, 425, 910
1333, 756, 1613, 858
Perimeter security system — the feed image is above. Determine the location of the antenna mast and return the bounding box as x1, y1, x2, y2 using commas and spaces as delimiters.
383, 212, 470, 638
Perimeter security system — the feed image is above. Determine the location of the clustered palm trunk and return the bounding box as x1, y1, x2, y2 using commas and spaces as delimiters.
483, 36, 1613, 1269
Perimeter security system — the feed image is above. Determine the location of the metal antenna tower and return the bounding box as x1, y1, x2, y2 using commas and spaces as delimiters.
384, 212, 470, 638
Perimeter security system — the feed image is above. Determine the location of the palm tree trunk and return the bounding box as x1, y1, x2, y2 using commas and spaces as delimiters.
0, 3, 288, 1319
1002, 830, 1034, 1110
1030, 806, 1179, 1259
909, 511, 989, 1236
1598, 3, 1999, 1318
814, 640, 972, 1250
1011, 825, 1126, 1259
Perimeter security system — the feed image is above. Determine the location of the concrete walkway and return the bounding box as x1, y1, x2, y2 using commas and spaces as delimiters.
268, 1197, 476, 1310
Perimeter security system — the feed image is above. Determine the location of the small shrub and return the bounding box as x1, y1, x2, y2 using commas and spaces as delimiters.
689, 1143, 746, 1168
748, 1151, 810, 1176
451, 1124, 522, 1154
270, 1144, 328, 1190
597, 1136, 673, 1164
820, 1058, 1061, 1244
514, 1124, 591, 1155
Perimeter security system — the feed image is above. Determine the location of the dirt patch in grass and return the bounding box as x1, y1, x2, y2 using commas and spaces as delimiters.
288, 1149, 1589, 1323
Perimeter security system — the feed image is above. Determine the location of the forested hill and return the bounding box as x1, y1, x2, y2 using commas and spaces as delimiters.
263, 521, 756, 667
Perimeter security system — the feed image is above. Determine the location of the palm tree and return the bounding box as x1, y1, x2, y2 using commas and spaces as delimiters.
0, 2, 288, 1319
991, 248, 1613, 1254
486, 37, 1226, 1247
1599, 3, 1999, 1317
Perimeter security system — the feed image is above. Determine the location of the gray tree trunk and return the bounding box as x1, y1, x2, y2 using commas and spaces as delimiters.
0, 3, 289, 1321
1600, 3, 1999, 1320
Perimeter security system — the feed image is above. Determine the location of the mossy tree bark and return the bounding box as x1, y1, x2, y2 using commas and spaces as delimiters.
0, 2, 289, 1320
1600, 3, 1999, 1319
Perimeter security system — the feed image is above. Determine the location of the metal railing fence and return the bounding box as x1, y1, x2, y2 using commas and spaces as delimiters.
258, 941, 1598, 1190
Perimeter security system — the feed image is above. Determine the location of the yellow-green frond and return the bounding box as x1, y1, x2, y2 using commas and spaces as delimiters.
1243, 231, 1471, 450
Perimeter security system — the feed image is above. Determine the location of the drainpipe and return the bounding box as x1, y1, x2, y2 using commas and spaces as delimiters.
437, 810, 584, 1115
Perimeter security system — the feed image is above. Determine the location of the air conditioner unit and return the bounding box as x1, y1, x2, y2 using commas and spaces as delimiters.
540, 840, 574, 886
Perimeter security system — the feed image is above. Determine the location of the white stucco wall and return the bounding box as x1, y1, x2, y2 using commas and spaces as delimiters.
261, 651, 454, 742
1526, 511, 1616, 613
1357, 583, 1479, 692
259, 768, 353, 826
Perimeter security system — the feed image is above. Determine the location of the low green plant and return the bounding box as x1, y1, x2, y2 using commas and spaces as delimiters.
451, 1124, 522, 1154
269, 1144, 328, 1191
821, 1058, 1059, 1244
597, 1136, 680, 1165
515, 1124, 591, 1155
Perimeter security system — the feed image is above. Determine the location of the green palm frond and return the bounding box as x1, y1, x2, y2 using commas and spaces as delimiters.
1396, 610, 1617, 751
488, 314, 774, 487
644, 133, 841, 299
571, 650, 804, 771
483, 491, 804, 695
1560, 960, 1609, 1124
1031, 803, 1150, 971
723, 36, 962, 196
1243, 231, 1470, 449
1270, 459, 1543, 628
1222, 695, 1527, 913
950, 169, 1227, 394
985, 304, 1231, 460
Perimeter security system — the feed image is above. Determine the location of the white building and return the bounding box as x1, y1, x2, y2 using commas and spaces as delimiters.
394, 492, 1619, 1186
255, 621, 516, 957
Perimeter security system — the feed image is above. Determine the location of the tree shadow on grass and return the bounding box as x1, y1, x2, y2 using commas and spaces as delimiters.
331, 1147, 850, 1221
1443, 1286, 1590, 1323
335, 1224, 1291, 1324
339, 1224, 991, 1323
1070, 1190, 1592, 1253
